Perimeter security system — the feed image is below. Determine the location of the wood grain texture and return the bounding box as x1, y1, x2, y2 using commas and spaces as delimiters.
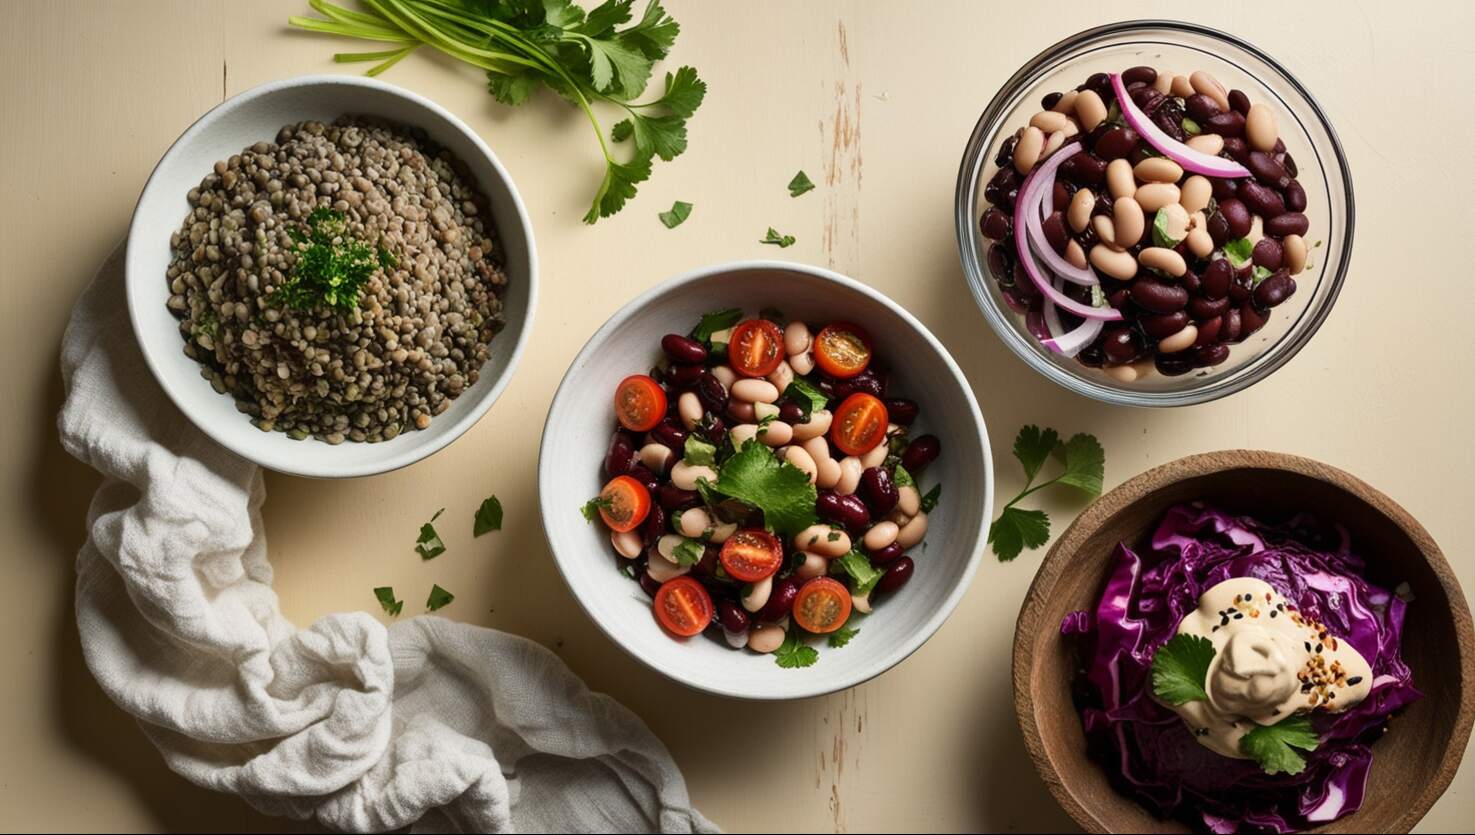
1, 1, 1474, 832
1014, 451, 1475, 833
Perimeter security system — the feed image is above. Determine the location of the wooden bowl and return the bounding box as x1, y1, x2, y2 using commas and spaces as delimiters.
1013, 450, 1475, 833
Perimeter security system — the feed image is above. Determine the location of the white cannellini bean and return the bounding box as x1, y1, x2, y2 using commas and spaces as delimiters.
783, 321, 811, 355
767, 359, 794, 393
1157, 324, 1198, 354
670, 460, 718, 491
747, 624, 786, 653
724, 629, 749, 649
656, 534, 685, 563
677, 507, 710, 538
638, 442, 674, 474
677, 391, 703, 430
897, 484, 921, 517
851, 589, 873, 615
795, 552, 828, 580
709, 521, 737, 544
731, 378, 779, 403
835, 457, 863, 495
895, 511, 929, 549
860, 440, 889, 469
791, 409, 832, 441
611, 529, 643, 559
801, 435, 832, 463
815, 457, 842, 489
784, 445, 818, 483
759, 421, 793, 447
729, 423, 759, 447
789, 350, 816, 375
753, 401, 781, 421
710, 364, 737, 388
742, 575, 773, 612
863, 521, 900, 551
727, 400, 757, 423
795, 524, 850, 557
647, 556, 689, 583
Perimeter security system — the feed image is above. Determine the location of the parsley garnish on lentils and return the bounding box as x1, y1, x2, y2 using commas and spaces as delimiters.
269, 207, 393, 313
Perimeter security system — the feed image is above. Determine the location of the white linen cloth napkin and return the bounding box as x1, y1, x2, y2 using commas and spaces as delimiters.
58, 246, 718, 834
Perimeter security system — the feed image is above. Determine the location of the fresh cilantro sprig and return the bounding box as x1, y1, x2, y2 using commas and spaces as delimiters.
416, 508, 447, 559
827, 621, 860, 648
473, 495, 503, 536
787, 170, 815, 197
775, 628, 819, 669
269, 207, 392, 313
580, 495, 613, 522
1150, 633, 1215, 705
760, 227, 796, 248
1241, 715, 1320, 775
658, 200, 692, 228
290, 0, 706, 224
711, 440, 818, 536
988, 425, 1105, 561
426, 583, 455, 612
373, 586, 404, 617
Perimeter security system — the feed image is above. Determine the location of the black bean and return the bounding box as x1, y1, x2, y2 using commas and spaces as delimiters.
1284, 180, 1307, 213
877, 556, 915, 594
1203, 111, 1246, 138
661, 334, 708, 364
1252, 238, 1283, 270
1253, 271, 1296, 309
1142, 311, 1190, 339
901, 435, 941, 474
1122, 65, 1157, 86
1219, 198, 1252, 238
830, 367, 886, 400
1265, 212, 1309, 237
980, 208, 1011, 240
1041, 91, 1063, 110
985, 166, 1020, 210
1228, 267, 1253, 303
860, 467, 900, 516
987, 243, 1014, 285
1185, 93, 1223, 122
1093, 127, 1141, 161
604, 429, 638, 477
884, 398, 919, 425
1130, 279, 1189, 313
1181, 269, 1202, 294
1238, 181, 1286, 219
626, 464, 658, 495
1228, 89, 1251, 115
994, 134, 1019, 168
1080, 72, 1112, 99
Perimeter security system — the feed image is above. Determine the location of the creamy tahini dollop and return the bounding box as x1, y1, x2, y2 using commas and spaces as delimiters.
1162, 577, 1374, 758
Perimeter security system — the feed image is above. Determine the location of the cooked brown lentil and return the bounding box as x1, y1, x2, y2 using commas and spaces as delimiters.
165, 116, 508, 444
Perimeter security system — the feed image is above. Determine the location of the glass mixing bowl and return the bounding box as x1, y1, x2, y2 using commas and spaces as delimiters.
955, 20, 1353, 406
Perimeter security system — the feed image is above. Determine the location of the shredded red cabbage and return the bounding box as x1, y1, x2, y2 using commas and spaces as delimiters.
1062, 503, 1420, 832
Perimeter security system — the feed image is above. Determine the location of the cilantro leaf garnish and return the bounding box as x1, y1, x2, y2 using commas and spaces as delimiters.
672, 536, 704, 566
759, 227, 796, 248
580, 495, 613, 523
425, 583, 455, 612
373, 586, 403, 617
473, 496, 503, 536
783, 378, 829, 420
775, 629, 819, 669
691, 308, 743, 344
415, 508, 447, 559
1241, 715, 1320, 776
1150, 633, 1216, 705
834, 550, 884, 596
710, 440, 818, 536
787, 170, 815, 197
828, 623, 860, 648
658, 200, 693, 228
988, 425, 1105, 561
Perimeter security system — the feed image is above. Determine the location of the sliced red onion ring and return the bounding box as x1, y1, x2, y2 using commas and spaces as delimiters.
1013, 144, 1122, 321
1110, 73, 1250, 178
1022, 145, 1098, 285
1041, 277, 1105, 356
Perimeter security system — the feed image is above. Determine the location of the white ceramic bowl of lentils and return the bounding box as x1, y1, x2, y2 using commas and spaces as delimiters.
126, 75, 537, 478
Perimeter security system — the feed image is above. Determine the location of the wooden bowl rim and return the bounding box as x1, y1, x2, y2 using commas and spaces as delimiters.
1011, 449, 1475, 833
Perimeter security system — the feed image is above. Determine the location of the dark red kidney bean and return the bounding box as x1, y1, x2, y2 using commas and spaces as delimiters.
860, 467, 900, 516
1283, 180, 1307, 213
1181, 269, 1202, 294
1228, 89, 1251, 115
1189, 294, 1231, 321
1122, 65, 1157, 85
1107, 286, 1130, 310
1219, 199, 1252, 238
1064, 278, 1094, 307
1060, 152, 1108, 186
1152, 100, 1188, 142
758, 578, 799, 622
1052, 181, 1071, 210
1238, 181, 1286, 219
901, 435, 942, 475
700, 414, 727, 445
1202, 259, 1233, 298
1272, 138, 1286, 154
1265, 212, 1309, 237
715, 598, 749, 633
641, 503, 666, 549
1219, 308, 1243, 343
1247, 152, 1291, 189
832, 367, 887, 401
1185, 93, 1223, 122
1194, 315, 1223, 346
649, 418, 687, 450
1142, 311, 1190, 338
877, 557, 915, 595
1210, 176, 1239, 199
661, 334, 708, 364
696, 371, 728, 413
1222, 137, 1250, 164
1042, 212, 1069, 254
1077, 343, 1107, 368
1254, 271, 1296, 309
1155, 352, 1196, 376
1280, 153, 1298, 178
1102, 327, 1144, 364
605, 429, 638, 477
1252, 238, 1283, 269
816, 490, 870, 533
778, 401, 803, 424
980, 208, 1012, 240
665, 363, 704, 389
1130, 279, 1189, 313
1012, 263, 1041, 302
985, 166, 1020, 209
1094, 127, 1141, 161
1228, 268, 1253, 303
987, 243, 1014, 283
1240, 302, 1269, 339
884, 398, 919, 425
1195, 343, 1231, 367
995, 134, 1019, 168
638, 568, 662, 598
1203, 111, 1246, 137
869, 542, 904, 564
1130, 86, 1166, 116
626, 464, 658, 495
657, 482, 700, 510
1041, 91, 1063, 110
692, 545, 730, 589
1206, 210, 1231, 246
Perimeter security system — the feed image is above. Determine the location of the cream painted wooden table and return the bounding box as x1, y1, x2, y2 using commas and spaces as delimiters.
2, 1, 1471, 831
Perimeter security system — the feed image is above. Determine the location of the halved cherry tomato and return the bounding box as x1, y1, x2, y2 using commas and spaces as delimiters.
728, 318, 785, 378
813, 322, 872, 379
719, 529, 784, 583
830, 392, 890, 457
653, 575, 714, 637
792, 576, 852, 634
597, 475, 652, 532
613, 374, 667, 432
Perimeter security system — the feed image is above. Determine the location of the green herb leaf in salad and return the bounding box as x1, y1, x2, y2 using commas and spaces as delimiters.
827, 620, 861, 648
473, 495, 503, 536
690, 307, 743, 344
425, 583, 455, 612
683, 434, 718, 467
1181, 116, 1201, 136
787, 170, 815, 197
270, 207, 391, 313
373, 586, 403, 617
672, 536, 704, 566
988, 425, 1105, 561
759, 227, 796, 248
580, 495, 614, 523
920, 483, 942, 514
658, 200, 693, 228
1223, 237, 1255, 268
783, 378, 829, 420
289, 0, 706, 224
1152, 207, 1183, 248
1150, 633, 1215, 705
775, 628, 819, 669
833, 550, 884, 596
415, 508, 447, 559
1240, 715, 1320, 776
710, 439, 818, 536
1251, 265, 1274, 286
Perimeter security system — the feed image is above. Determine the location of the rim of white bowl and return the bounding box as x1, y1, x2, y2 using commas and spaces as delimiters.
125, 74, 539, 478
537, 260, 994, 699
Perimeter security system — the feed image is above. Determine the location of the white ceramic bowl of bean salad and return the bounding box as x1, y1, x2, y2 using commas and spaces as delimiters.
957, 21, 1353, 406
538, 262, 993, 700
126, 75, 537, 477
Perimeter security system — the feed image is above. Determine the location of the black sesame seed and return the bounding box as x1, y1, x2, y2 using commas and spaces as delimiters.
1316, 643, 1323, 653
1347, 676, 1363, 686
1270, 610, 1278, 618
1305, 642, 1312, 652
1234, 613, 1244, 619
